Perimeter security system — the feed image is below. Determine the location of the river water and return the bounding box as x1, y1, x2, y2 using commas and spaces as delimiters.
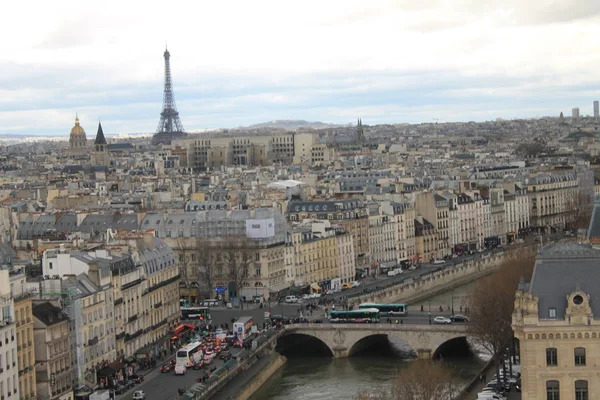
250, 281, 485, 400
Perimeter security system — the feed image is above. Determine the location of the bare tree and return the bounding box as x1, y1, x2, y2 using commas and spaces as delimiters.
564, 190, 594, 231
355, 360, 460, 400
466, 248, 536, 385
222, 236, 256, 303
196, 237, 218, 298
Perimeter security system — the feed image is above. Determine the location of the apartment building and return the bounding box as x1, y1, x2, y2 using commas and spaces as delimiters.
335, 229, 355, 285
40, 248, 117, 386
527, 172, 578, 233
32, 302, 72, 400
503, 183, 530, 241
287, 200, 370, 272
157, 208, 288, 301
457, 192, 484, 250
133, 236, 180, 348
414, 216, 438, 263
10, 272, 36, 400
413, 192, 451, 258
107, 255, 144, 358
512, 243, 599, 400
367, 203, 398, 272
290, 224, 339, 290
380, 201, 417, 266
0, 269, 18, 400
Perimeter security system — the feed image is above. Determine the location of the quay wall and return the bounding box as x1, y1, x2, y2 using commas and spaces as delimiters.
350, 252, 509, 308
232, 354, 287, 400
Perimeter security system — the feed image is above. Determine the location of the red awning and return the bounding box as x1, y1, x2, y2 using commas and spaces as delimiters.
108, 360, 123, 370
174, 324, 196, 335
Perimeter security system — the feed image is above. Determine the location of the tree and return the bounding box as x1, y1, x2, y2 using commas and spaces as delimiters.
466, 248, 536, 385
222, 236, 256, 303
516, 142, 546, 158
355, 360, 460, 400
564, 190, 594, 231
196, 237, 217, 298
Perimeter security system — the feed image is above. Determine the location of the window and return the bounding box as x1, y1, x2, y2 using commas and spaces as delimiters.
546, 348, 558, 366
549, 308, 557, 318
575, 380, 588, 400
575, 347, 586, 366
546, 380, 560, 399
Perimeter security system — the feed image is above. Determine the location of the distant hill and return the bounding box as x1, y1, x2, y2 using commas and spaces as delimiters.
243, 120, 338, 129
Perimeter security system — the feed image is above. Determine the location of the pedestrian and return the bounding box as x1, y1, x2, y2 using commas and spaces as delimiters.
479, 374, 483, 383
387, 317, 391, 324
420, 304, 424, 312
460, 306, 463, 313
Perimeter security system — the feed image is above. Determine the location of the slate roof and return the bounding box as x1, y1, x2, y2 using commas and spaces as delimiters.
33, 302, 69, 327
587, 201, 600, 239
530, 243, 600, 320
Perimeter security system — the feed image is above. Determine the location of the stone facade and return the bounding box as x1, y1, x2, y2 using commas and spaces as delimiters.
513, 243, 600, 400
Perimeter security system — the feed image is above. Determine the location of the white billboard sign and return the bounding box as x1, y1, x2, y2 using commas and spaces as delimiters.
245, 218, 275, 239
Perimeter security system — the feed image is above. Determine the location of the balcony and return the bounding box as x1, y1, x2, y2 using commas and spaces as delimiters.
114, 298, 124, 306
88, 336, 99, 346
127, 315, 138, 323
124, 329, 143, 343
147, 274, 181, 294
121, 278, 142, 291
154, 302, 163, 309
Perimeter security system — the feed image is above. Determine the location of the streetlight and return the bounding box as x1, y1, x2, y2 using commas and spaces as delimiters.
428, 300, 431, 325
451, 289, 455, 316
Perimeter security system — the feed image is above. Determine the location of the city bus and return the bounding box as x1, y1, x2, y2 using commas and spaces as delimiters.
358, 303, 407, 317
175, 341, 204, 367
328, 308, 380, 323
180, 307, 211, 322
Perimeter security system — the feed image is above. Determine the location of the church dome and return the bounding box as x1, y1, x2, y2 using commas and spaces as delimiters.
70, 116, 86, 137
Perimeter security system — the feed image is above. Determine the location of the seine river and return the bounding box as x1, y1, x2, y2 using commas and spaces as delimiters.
250, 281, 484, 400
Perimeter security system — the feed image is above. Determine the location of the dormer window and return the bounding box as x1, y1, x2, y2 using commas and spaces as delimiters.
548, 308, 556, 319
573, 295, 584, 305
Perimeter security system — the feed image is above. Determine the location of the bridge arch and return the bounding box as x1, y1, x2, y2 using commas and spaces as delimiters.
348, 334, 389, 356
432, 336, 471, 360
276, 332, 334, 357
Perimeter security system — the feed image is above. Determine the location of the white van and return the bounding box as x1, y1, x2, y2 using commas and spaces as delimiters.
387, 270, 396, 277
477, 393, 505, 400
174, 364, 186, 375
285, 295, 299, 303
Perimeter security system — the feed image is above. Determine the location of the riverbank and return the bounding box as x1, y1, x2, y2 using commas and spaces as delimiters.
222, 354, 287, 400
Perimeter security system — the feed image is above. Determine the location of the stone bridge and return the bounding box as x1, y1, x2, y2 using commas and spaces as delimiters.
280, 323, 470, 359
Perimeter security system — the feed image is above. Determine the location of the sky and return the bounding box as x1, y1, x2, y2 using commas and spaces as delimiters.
3, 0, 600, 136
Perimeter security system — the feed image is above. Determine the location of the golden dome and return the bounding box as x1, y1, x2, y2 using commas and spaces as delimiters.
70, 116, 86, 137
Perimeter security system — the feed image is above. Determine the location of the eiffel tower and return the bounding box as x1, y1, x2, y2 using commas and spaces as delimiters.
152, 47, 188, 145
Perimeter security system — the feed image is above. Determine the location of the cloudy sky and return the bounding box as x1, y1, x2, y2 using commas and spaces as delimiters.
2, 0, 600, 136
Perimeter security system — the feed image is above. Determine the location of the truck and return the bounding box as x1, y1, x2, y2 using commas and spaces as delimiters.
233, 316, 254, 341
89, 390, 111, 400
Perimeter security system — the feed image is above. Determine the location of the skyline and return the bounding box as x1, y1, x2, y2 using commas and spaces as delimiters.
3, 0, 600, 136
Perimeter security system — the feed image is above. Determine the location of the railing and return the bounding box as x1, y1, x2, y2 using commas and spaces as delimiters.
114, 298, 124, 306
148, 274, 181, 294
127, 315, 138, 323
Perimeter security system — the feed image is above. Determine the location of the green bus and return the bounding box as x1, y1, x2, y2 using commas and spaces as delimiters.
358, 303, 407, 316
329, 308, 380, 323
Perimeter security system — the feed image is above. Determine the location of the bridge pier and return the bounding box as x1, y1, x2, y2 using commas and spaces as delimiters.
416, 348, 432, 359
332, 346, 349, 358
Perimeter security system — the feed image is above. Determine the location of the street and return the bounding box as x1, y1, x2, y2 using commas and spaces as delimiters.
118, 346, 244, 400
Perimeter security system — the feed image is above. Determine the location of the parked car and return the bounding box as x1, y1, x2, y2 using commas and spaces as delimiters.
351, 281, 361, 288
285, 295, 299, 303
129, 374, 144, 384
450, 314, 470, 322
114, 385, 127, 395
219, 350, 232, 361
125, 380, 136, 389
433, 259, 446, 265
132, 391, 146, 400
433, 316, 452, 324
342, 283, 352, 290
